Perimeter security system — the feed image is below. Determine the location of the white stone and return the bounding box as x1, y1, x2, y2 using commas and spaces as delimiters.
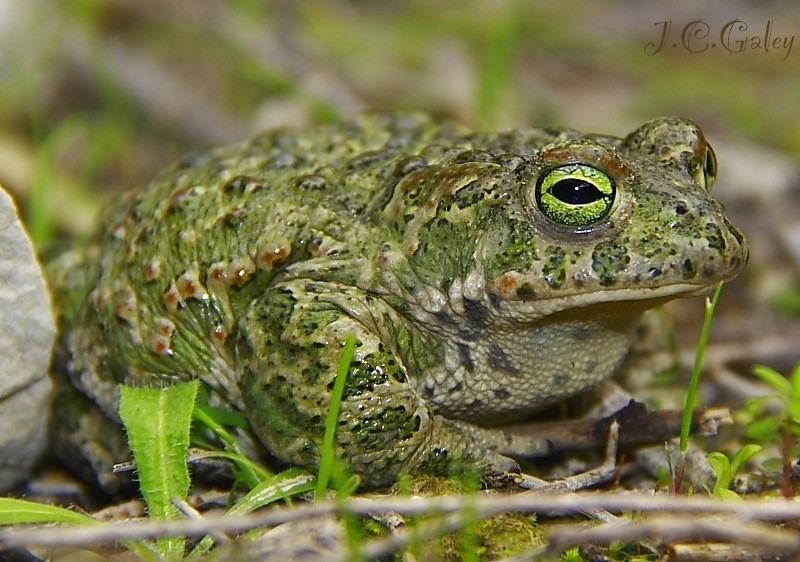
0, 185, 54, 491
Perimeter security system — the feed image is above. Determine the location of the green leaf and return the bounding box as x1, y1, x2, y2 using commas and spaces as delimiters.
335, 474, 361, 499
229, 468, 316, 516
188, 468, 316, 559
790, 362, 800, 401
752, 364, 793, 397
0, 498, 95, 525
717, 489, 743, 501
746, 415, 781, 440
194, 403, 250, 429
706, 452, 731, 492
119, 381, 199, 560
730, 444, 762, 475
192, 401, 268, 488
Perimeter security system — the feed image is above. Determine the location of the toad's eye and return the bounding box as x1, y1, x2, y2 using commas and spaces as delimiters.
535, 164, 615, 227
695, 145, 717, 191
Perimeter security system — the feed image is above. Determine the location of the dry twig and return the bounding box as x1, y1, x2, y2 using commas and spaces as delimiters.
5, 492, 800, 550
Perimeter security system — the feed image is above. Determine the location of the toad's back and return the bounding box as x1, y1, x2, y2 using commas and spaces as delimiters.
48, 113, 565, 415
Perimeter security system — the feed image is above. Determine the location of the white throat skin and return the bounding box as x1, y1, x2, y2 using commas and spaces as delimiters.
407, 277, 645, 425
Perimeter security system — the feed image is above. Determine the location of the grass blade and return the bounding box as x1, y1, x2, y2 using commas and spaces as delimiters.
316, 334, 357, 498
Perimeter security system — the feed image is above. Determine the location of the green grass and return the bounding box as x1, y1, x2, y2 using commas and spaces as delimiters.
316, 333, 357, 499
672, 281, 724, 493
679, 281, 725, 452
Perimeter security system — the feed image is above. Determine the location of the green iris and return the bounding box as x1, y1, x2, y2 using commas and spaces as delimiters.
535, 164, 615, 227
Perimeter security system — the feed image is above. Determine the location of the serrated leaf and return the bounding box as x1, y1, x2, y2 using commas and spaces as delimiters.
119, 381, 199, 560
0, 498, 94, 525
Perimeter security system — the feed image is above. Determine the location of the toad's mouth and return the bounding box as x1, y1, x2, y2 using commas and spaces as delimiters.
504, 280, 721, 321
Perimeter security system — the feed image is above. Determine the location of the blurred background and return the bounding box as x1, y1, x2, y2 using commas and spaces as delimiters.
1, 0, 800, 366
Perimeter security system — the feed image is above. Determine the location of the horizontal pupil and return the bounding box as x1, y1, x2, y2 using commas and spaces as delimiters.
551, 178, 603, 205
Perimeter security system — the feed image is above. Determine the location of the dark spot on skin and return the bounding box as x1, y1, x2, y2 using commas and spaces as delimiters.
551, 373, 568, 386
704, 222, 726, 252
674, 202, 689, 215
451, 382, 463, 392
464, 298, 488, 327
494, 153, 525, 170
434, 311, 479, 341
488, 292, 502, 309
457, 343, 475, 372
348, 149, 393, 170
223, 176, 247, 193
516, 283, 536, 301
454, 149, 494, 164
432, 447, 449, 460
569, 326, 591, 341
542, 246, 566, 288
220, 209, 246, 230
268, 151, 302, 169
393, 155, 428, 177
423, 383, 435, 398
494, 387, 510, 399
296, 174, 327, 190
487, 343, 520, 375
682, 258, 697, 279
591, 240, 630, 287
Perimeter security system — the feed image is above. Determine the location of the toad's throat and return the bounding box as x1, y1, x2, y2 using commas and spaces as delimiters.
417, 311, 641, 425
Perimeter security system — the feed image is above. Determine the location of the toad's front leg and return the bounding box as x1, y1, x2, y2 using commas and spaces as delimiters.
237, 280, 526, 488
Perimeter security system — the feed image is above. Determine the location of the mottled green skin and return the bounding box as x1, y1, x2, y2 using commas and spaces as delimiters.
47, 113, 747, 489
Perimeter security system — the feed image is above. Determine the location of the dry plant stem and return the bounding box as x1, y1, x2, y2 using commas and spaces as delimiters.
9, 493, 800, 549
672, 453, 686, 495
782, 421, 795, 499
170, 496, 231, 546
520, 421, 620, 495
669, 542, 795, 562
546, 516, 800, 557
506, 406, 731, 454
520, 420, 621, 528
356, 507, 541, 561
520, 423, 658, 559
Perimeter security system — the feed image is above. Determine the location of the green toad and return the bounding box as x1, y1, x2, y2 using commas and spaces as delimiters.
46, 113, 748, 490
